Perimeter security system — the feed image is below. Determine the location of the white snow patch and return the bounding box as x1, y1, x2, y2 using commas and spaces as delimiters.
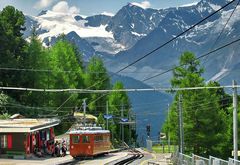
208, 68, 229, 82
209, 3, 221, 11
180, 2, 198, 7
131, 23, 135, 28
208, 51, 236, 82
35, 10, 113, 40
195, 21, 215, 32
131, 31, 146, 37
101, 11, 114, 17
150, 15, 153, 20
130, 1, 151, 9
215, 7, 240, 32
87, 37, 126, 54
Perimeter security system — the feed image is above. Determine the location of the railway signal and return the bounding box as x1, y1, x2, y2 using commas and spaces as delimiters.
146, 124, 151, 137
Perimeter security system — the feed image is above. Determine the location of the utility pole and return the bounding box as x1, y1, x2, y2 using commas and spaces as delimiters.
121, 102, 124, 142
233, 80, 238, 161
129, 109, 131, 145
168, 103, 171, 153
106, 101, 109, 130
178, 94, 184, 153
134, 113, 137, 148
83, 99, 86, 127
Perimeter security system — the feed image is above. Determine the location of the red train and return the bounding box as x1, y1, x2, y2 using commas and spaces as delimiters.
69, 127, 111, 157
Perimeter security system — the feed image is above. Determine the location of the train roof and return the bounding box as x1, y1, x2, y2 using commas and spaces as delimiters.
68, 130, 110, 134
68, 127, 110, 134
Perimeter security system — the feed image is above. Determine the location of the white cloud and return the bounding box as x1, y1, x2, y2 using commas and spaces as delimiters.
131, 1, 151, 9
52, 1, 80, 14
101, 11, 114, 17
34, 0, 56, 9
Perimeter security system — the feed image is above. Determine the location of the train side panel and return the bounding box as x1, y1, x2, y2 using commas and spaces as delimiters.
69, 129, 111, 157
93, 133, 111, 155
70, 134, 94, 157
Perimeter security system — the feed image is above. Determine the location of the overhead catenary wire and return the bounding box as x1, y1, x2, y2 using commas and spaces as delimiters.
143, 36, 240, 82
59, 98, 232, 122
1, 1, 237, 116
3, 91, 231, 110
1, 85, 240, 93
63, 0, 238, 116
58, 100, 233, 122
5, 100, 168, 109
144, 0, 240, 83
114, 0, 236, 74
82, 0, 237, 92
202, 0, 240, 66
2, 34, 240, 94
56, 0, 238, 115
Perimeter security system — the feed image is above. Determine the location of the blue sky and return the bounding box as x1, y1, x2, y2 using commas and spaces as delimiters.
0, 0, 200, 16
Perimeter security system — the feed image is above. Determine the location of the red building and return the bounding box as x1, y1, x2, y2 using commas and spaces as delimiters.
0, 118, 60, 159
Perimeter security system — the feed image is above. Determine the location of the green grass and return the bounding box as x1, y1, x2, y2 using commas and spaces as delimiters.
152, 145, 177, 153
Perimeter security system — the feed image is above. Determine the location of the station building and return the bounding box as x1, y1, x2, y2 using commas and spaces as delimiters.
0, 118, 60, 159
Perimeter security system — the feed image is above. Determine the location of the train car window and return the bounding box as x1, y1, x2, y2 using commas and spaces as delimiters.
82, 135, 90, 143
94, 135, 99, 142
72, 135, 80, 144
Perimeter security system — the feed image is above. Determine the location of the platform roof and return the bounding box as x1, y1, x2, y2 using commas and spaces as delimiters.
0, 118, 60, 133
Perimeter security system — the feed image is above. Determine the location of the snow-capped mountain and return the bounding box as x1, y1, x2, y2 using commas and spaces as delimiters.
104, 0, 240, 86
24, 3, 166, 56
24, 0, 240, 86
105, 3, 168, 48
21, 0, 240, 143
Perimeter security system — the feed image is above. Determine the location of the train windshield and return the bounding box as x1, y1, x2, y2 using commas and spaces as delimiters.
82, 136, 90, 143
72, 135, 80, 144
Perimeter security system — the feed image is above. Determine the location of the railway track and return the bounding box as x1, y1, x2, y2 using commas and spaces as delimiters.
114, 149, 144, 165
57, 160, 80, 165
58, 148, 143, 165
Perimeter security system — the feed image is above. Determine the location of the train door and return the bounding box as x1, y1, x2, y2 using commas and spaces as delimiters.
81, 134, 92, 155
70, 134, 80, 157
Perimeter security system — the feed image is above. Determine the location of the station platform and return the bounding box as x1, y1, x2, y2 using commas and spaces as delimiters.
0, 151, 128, 165
140, 153, 172, 165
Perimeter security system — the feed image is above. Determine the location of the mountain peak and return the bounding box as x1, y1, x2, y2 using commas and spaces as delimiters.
37, 10, 48, 16
126, 2, 147, 9
74, 15, 84, 21
200, 0, 234, 7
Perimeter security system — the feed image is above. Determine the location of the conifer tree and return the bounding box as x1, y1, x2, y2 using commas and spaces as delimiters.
108, 81, 132, 143
85, 56, 110, 114
164, 52, 228, 156
48, 39, 85, 116
0, 6, 27, 102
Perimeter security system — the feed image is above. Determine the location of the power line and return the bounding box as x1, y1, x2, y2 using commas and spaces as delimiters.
1, 85, 239, 93
70, 0, 237, 115
143, 0, 239, 83
0, 67, 179, 74
67, 0, 236, 105
202, 0, 240, 66
143, 36, 240, 82
2, 1, 236, 117
2, 40, 237, 115
114, 0, 236, 74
